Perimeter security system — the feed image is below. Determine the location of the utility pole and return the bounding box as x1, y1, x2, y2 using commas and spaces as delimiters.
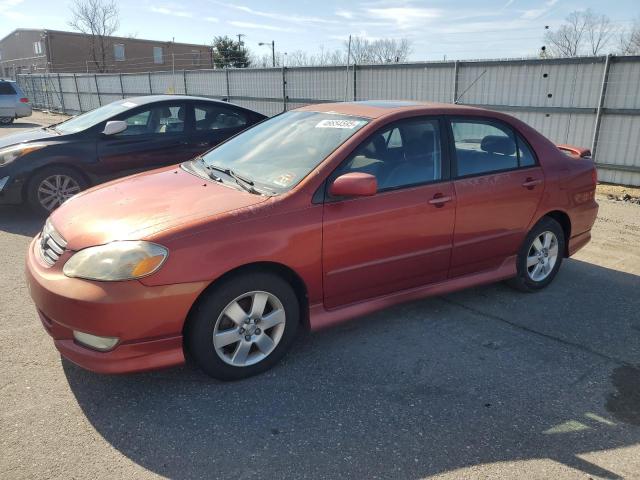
344, 34, 352, 101
259, 41, 276, 67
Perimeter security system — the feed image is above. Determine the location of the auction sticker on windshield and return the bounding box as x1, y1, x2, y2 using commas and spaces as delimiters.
315, 119, 364, 129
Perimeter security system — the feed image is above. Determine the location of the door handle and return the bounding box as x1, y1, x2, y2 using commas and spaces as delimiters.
522, 178, 542, 189
428, 194, 452, 207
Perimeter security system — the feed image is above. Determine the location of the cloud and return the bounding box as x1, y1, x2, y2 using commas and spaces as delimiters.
0, 0, 24, 18
228, 21, 296, 32
365, 7, 442, 29
521, 8, 546, 19
211, 1, 338, 24
149, 6, 192, 18
335, 9, 353, 19
205, 16, 219, 23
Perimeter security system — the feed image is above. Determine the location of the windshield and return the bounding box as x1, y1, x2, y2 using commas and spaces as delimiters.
55, 100, 139, 134
198, 111, 369, 193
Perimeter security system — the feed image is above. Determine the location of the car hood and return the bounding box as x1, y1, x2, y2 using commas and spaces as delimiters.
50, 165, 269, 250
0, 127, 57, 149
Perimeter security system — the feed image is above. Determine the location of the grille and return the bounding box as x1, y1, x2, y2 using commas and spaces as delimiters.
38, 220, 67, 267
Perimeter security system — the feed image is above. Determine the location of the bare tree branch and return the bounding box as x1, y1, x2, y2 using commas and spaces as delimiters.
544, 9, 616, 57
620, 17, 640, 55
68, 0, 119, 72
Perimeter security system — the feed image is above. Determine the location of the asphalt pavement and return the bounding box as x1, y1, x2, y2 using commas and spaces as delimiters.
1, 115, 639, 479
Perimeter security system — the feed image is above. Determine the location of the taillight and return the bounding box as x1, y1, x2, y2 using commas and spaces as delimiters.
20, 97, 29, 103
592, 167, 598, 185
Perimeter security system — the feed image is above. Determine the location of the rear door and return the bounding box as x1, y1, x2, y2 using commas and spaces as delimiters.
186, 102, 254, 157
96, 101, 192, 176
447, 117, 544, 277
322, 116, 456, 308
0, 82, 17, 118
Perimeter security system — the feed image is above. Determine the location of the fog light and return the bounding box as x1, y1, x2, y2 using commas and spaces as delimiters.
73, 331, 119, 351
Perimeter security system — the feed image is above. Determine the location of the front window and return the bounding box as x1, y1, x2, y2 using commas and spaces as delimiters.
54, 101, 138, 134
33, 41, 43, 55
197, 111, 369, 193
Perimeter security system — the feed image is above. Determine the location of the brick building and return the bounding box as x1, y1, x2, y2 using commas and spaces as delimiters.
0, 29, 213, 78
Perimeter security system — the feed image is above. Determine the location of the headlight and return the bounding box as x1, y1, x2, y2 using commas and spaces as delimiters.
63, 241, 168, 281
0, 143, 46, 166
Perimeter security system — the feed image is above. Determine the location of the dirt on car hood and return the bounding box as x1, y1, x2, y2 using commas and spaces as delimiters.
50, 164, 269, 251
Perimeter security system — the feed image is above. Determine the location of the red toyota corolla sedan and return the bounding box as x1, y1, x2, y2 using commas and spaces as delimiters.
26, 101, 598, 380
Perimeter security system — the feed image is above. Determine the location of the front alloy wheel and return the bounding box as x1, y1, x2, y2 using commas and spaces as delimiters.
213, 291, 286, 367
37, 174, 82, 212
186, 272, 299, 380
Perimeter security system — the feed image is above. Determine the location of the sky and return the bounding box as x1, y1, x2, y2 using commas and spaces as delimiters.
1, 0, 639, 61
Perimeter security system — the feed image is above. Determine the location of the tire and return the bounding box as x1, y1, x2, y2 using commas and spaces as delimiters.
186, 272, 300, 381
26, 166, 88, 216
0, 117, 14, 125
507, 216, 565, 293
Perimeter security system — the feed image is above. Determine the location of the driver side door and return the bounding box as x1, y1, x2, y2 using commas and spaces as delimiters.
322, 117, 456, 308
95, 102, 192, 177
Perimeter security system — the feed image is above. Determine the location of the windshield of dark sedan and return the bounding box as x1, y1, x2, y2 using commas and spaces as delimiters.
54, 100, 138, 134
199, 111, 369, 192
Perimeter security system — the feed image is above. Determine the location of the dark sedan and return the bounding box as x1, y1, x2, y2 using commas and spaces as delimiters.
0, 95, 266, 214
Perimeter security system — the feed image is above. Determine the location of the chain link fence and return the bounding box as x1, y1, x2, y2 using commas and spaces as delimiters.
17, 55, 640, 186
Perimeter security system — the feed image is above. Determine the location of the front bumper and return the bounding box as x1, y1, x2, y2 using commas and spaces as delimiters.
26, 236, 208, 374
0, 174, 23, 204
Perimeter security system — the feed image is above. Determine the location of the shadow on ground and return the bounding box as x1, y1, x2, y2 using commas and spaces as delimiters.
59, 258, 640, 479
0, 206, 43, 237
0, 122, 42, 130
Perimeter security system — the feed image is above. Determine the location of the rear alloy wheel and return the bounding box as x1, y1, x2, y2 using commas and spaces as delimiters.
507, 216, 565, 292
186, 272, 299, 380
0, 117, 14, 125
27, 167, 87, 216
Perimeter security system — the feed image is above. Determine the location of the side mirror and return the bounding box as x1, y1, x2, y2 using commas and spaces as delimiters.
329, 172, 377, 198
102, 120, 127, 136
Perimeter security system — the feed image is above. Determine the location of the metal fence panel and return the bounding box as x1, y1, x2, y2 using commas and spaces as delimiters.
356, 64, 453, 102
15, 55, 640, 185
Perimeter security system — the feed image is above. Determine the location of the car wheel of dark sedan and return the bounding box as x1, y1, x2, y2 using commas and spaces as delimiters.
0, 117, 14, 125
27, 166, 87, 216
186, 272, 300, 380
508, 216, 565, 292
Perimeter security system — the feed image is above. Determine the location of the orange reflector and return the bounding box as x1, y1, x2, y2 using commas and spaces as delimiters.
131, 255, 165, 277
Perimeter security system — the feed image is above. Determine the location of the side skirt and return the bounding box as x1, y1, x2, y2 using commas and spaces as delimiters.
309, 255, 517, 331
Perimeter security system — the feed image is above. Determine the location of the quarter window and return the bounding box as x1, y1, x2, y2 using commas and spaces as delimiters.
194, 104, 248, 131
517, 135, 537, 167
451, 120, 518, 176
335, 118, 443, 192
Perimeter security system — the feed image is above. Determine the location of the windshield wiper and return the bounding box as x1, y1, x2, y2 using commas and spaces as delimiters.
207, 164, 263, 194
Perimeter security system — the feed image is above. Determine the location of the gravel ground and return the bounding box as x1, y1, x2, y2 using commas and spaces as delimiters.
1, 116, 639, 480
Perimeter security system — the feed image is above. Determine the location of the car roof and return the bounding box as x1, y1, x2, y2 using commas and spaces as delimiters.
120, 95, 240, 106
296, 100, 491, 119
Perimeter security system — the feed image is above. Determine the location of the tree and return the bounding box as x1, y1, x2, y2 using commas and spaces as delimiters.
212, 36, 250, 68
544, 9, 616, 57
620, 17, 640, 55
345, 37, 412, 64
68, 0, 119, 72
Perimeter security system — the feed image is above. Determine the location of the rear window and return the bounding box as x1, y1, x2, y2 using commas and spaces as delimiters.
0, 82, 16, 95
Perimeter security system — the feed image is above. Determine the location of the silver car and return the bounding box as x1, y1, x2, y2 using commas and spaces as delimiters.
0, 80, 32, 125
